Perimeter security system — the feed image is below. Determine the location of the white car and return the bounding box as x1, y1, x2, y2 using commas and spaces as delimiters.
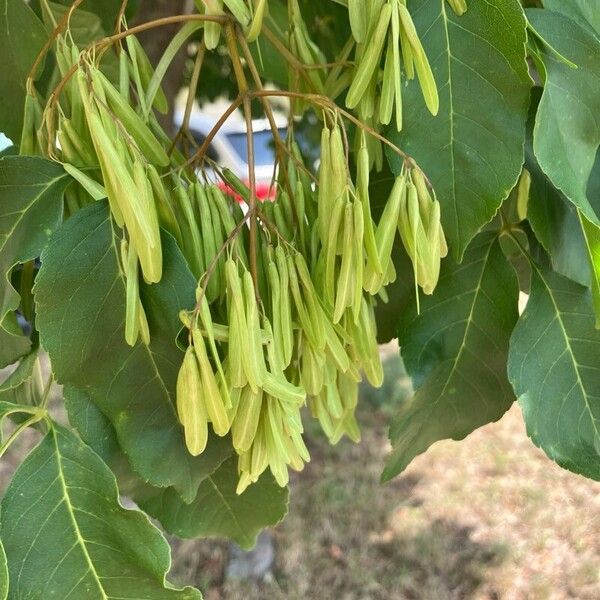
174, 108, 288, 199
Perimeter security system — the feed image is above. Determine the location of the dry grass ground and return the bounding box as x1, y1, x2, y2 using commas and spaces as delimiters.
170, 357, 600, 600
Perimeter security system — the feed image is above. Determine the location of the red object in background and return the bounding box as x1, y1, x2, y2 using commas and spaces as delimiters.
218, 180, 276, 202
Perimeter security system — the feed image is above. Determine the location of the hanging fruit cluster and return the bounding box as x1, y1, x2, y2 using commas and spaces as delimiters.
26, 0, 450, 493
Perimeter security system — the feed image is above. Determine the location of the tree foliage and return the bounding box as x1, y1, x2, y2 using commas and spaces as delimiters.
0, 0, 598, 595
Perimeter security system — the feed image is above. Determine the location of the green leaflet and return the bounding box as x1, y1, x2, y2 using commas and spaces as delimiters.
526, 91, 591, 288
141, 457, 289, 550
387, 0, 531, 259
0, 0, 47, 142
1, 424, 201, 599
579, 213, 600, 327
0, 157, 70, 324
0, 315, 30, 369
383, 233, 519, 481
35, 202, 231, 502
64, 386, 121, 464
543, 0, 600, 38
0, 349, 39, 411
529, 9, 600, 225
41, 2, 104, 47
67, 388, 289, 546
508, 263, 600, 480
41, 0, 125, 32
0, 540, 6, 600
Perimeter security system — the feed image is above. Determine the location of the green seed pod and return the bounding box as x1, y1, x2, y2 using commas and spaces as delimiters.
223, 0, 251, 25
148, 165, 183, 246
293, 254, 326, 351
20, 91, 42, 156
346, 3, 392, 109
301, 343, 325, 396
122, 239, 140, 347
397, 3, 439, 115
226, 259, 257, 391
173, 183, 204, 278
202, 0, 224, 50
126, 35, 169, 113
232, 386, 264, 452
138, 299, 151, 346
357, 135, 382, 276
379, 37, 396, 126
193, 329, 230, 436
334, 202, 355, 324
197, 294, 229, 405
91, 66, 170, 166
352, 197, 365, 323
318, 126, 333, 244
132, 161, 162, 284
242, 270, 268, 384
446, 0, 468, 16
247, 0, 268, 42
274, 247, 294, 365
325, 194, 346, 306
390, 2, 403, 130
364, 174, 405, 294
177, 347, 209, 456
348, 0, 368, 43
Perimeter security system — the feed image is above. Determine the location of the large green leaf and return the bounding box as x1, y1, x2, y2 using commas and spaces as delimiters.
0, 0, 48, 142
35, 202, 231, 502
529, 9, 600, 225
508, 263, 600, 480
387, 0, 531, 259
383, 233, 519, 481
0, 157, 69, 321
141, 457, 289, 550
543, 0, 600, 37
1, 424, 201, 599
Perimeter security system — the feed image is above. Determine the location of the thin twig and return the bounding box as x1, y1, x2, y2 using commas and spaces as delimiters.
250, 90, 432, 187
174, 95, 244, 174
45, 13, 230, 117
225, 24, 259, 293
192, 209, 253, 324
114, 0, 129, 35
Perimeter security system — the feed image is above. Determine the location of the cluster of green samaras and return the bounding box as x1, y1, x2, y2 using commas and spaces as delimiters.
175, 118, 447, 493
21, 0, 457, 493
